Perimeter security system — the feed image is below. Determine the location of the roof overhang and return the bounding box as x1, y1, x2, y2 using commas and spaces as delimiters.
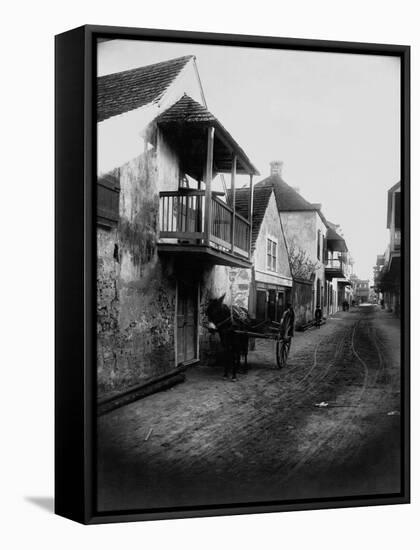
156, 95, 259, 178
337, 279, 353, 287
326, 227, 348, 252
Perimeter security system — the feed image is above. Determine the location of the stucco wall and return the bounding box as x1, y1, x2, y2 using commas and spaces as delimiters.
254, 193, 292, 288
281, 210, 317, 260
198, 265, 233, 365
97, 127, 179, 399
281, 210, 327, 313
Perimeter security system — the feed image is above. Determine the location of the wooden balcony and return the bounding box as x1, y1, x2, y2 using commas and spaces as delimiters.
158, 189, 251, 267
325, 257, 346, 279
393, 229, 401, 251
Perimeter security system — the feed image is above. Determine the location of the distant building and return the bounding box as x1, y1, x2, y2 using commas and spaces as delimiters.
254, 161, 328, 325
325, 221, 353, 312
253, 161, 352, 324
351, 277, 370, 303
374, 182, 401, 315
232, 185, 293, 322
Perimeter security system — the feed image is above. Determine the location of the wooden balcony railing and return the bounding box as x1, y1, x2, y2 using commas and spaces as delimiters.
325, 258, 344, 270
325, 256, 346, 279
159, 190, 250, 258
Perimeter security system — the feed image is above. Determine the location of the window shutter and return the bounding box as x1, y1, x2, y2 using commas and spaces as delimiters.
97, 168, 120, 227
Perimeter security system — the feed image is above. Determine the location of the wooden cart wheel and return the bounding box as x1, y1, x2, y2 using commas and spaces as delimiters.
276, 337, 291, 368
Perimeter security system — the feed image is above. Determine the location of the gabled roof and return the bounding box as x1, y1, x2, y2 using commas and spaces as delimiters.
234, 185, 274, 250
255, 174, 314, 211
156, 93, 216, 125
156, 95, 259, 175
97, 56, 194, 122
255, 173, 329, 227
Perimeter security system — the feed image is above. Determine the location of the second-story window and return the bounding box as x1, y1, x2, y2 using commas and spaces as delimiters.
267, 238, 277, 272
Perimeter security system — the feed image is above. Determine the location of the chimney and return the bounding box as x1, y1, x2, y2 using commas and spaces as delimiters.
270, 160, 283, 177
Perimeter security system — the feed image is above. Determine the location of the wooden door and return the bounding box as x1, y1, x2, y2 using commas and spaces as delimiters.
256, 290, 267, 321
176, 280, 198, 365
267, 289, 276, 321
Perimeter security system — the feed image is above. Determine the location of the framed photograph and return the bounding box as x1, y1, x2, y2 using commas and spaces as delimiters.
55, 25, 410, 524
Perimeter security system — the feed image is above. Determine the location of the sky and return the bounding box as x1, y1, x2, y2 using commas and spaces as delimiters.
98, 39, 400, 281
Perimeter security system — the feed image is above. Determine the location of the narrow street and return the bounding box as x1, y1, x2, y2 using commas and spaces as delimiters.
97, 305, 401, 512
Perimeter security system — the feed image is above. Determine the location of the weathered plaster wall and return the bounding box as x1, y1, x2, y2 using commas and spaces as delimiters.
281, 210, 317, 261
97, 127, 179, 399
198, 265, 232, 365
281, 210, 327, 314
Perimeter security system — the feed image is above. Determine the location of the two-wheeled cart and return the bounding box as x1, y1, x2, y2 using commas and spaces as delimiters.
233, 319, 292, 369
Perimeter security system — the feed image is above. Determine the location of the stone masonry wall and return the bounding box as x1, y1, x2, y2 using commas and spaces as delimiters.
97, 127, 178, 400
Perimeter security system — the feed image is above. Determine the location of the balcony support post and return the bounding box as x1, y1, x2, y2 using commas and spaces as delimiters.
230, 155, 237, 253
248, 174, 253, 258
204, 126, 215, 246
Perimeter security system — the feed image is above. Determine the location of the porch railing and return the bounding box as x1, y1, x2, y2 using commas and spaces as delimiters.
159, 190, 250, 258
325, 258, 344, 270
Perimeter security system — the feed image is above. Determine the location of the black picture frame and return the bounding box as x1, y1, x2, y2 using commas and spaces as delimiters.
55, 24, 410, 524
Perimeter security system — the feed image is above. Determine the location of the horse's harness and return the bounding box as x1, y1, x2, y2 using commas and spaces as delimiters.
215, 314, 233, 330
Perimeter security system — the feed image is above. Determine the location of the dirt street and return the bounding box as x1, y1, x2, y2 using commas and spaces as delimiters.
97, 305, 402, 512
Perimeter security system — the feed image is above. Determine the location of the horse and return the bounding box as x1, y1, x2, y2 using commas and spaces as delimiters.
206, 294, 250, 380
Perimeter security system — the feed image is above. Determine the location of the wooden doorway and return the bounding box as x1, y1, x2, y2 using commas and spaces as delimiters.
176, 279, 198, 366
256, 289, 267, 321
276, 291, 285, 321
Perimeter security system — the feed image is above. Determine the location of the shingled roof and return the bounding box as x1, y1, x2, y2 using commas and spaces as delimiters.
157, 95, 259, 175
255, 174, 315, 211
97, 55, 194, 122
234, 186, 274, 250
156, 93, 216, 125
255, 173, 329, 226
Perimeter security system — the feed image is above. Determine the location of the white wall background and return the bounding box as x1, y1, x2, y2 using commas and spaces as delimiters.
1, 1, 417, 548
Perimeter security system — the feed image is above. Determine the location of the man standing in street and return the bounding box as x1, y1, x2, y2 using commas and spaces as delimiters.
280, 302, 295, 338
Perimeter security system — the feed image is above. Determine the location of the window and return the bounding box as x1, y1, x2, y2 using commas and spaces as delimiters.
267, 238, 277, 272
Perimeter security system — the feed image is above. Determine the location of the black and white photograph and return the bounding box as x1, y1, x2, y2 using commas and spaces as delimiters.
4, 0, 419, 545
95, 35, 406, 514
